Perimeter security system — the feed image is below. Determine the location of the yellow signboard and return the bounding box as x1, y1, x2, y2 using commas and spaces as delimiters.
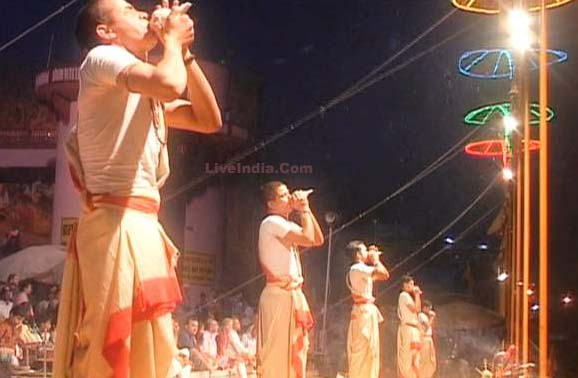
61, 217, 78, 246
178, 251, 215, 285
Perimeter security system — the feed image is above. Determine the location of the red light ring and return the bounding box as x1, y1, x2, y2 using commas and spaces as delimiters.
465, 139, 540, 158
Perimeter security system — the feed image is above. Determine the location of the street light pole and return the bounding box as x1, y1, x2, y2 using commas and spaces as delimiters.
538, 0, 549, 376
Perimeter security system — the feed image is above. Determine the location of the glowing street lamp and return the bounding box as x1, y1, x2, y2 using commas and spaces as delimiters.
503, 167, 514, 181
503, 115, 519, 133
562, 294, 573, 306
497, 270, 509, 282
444, 236, 455, 245
531, 303, 540, 312
508, 10, 533, 52
477, 243, 489, 251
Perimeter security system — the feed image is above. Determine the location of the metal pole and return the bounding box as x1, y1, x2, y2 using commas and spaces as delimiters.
538, 1, 549, 376
522, 40, 531, 366
321, 225, 333, 355
515, 157, 523, 354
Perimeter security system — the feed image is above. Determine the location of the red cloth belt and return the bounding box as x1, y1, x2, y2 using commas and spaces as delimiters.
88, 194, 160, 214
352, 294, 375, 304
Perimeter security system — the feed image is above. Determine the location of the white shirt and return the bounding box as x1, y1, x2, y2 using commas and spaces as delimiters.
227, 330, 249, 358
0, 300, 12, 320
418, 312, 433, 338
241, 332, 257, 355
200, 331, 218, 359
348, 262, 375, 301
398, 291, 418, 325
258, 215, 302, 280
76, 45, 168, 199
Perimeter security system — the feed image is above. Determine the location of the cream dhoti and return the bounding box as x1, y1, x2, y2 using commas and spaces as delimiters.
397, 323, 421, 378
257, 278, 312, 378
347, 299, 383, 378
417, 334, 436, 378
53, 195, 182, 378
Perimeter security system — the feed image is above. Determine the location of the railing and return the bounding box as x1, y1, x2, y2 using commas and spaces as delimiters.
0, 128, 58, 148
35, 66, 79, 89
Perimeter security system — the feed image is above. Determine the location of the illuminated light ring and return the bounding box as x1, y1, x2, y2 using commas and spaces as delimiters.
451, 0, 576, 15
464, 102, 555, 126
528, 49, 568, 71
465, 139, 540, 158
458, 49, 568, 80
459, 49, 514, 79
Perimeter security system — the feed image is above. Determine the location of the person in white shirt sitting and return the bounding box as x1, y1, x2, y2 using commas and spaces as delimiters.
200, 319, 219, 365
241, 315, 257, 372
219, 318, 251, 378
0, 286, 13, 321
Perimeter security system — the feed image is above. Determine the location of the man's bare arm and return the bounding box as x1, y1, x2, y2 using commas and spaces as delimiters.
283, 211, 323, 248
164, 55, 222, 133
281, 189, 324, 248
372, 261, 390, 281
119, 40, 186, 102
403, 291, 421, 314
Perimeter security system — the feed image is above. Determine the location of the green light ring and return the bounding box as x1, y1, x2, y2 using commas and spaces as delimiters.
463, 102, 555, 126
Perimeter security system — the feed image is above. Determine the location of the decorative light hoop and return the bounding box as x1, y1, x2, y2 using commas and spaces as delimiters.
451, 0, 576, 15
463, 102, 555, 126
465, 139, 540, 158
458, 49, 567, 80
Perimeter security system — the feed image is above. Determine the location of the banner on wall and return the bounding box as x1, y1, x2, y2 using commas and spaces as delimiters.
178, 251, 215, 286
60, 217, 78, 246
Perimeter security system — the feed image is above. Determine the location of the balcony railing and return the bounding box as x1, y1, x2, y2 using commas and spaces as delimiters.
0, 128, 58, 148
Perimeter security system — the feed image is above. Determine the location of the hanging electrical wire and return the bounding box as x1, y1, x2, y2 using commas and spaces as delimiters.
323, 174, 500, 312
374, 202, 502, 300
338, 8, 458, 100
0, 0, 83, 54
164, 17, 482, 203
193, 127, 484, 311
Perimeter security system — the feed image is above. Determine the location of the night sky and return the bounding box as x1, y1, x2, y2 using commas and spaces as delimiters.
2, 0, 578, 349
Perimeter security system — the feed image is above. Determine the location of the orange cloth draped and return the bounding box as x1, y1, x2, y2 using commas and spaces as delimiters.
53, 194, 182, 378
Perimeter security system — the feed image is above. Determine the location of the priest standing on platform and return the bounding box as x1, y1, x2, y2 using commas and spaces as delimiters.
256, 181, 324, 378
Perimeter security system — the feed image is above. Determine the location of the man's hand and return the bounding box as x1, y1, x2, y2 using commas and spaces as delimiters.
291, 189, 313, 212
150, 0, 194, 48
282, 188, 324, 247
368, 250, 381, 265
367, 245, 382, 265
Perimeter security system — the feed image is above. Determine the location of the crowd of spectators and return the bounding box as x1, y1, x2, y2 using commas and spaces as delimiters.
0, 273, 59, 374
0, 270, 257, 378
170, 291, 258, 378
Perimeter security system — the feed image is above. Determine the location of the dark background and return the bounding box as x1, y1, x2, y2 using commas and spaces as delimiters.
1, 0, 577, 373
